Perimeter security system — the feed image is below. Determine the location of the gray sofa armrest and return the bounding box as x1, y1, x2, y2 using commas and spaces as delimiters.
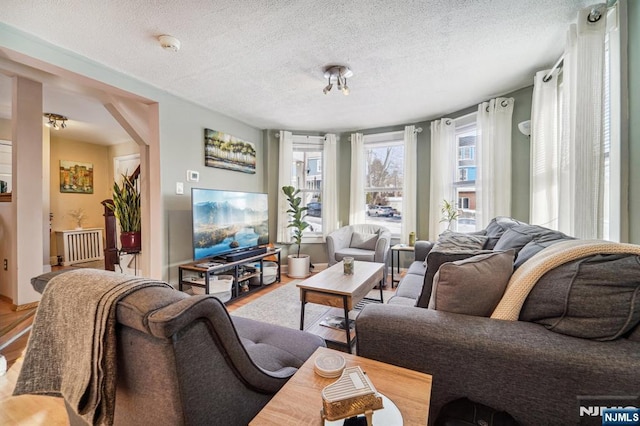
413, 240, 434, 262
374, 229, 391, 264
356, 304, 640, 426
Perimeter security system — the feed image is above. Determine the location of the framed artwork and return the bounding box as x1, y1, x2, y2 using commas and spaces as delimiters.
204, 128, 256, 174
60, 160, 94, 193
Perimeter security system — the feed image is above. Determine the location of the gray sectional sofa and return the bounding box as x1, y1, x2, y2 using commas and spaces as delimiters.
356, 217, 640, 425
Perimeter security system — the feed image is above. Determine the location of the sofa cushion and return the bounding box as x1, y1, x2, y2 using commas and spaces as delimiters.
416, 249, 494, 308
513, 232, 575, 269
350, 232, 378, 250
493, 227, 537, 254
406, 261, 427, 277
394, 270, 424, 300
334, 248, 375, 263
484, 216, 523, 249
431, 231, 488, 253
520, 254, 640, 341
428, 251, 515, 316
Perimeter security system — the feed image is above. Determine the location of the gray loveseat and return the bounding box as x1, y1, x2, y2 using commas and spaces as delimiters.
356, 217, 640, 425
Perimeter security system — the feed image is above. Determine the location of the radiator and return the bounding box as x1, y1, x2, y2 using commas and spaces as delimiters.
55, 228, 104, 266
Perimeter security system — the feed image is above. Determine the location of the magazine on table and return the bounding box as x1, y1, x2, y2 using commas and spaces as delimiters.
319, 315, 355, 331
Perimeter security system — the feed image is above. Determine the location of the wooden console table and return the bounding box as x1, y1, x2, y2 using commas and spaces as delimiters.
250, 346, 432, 425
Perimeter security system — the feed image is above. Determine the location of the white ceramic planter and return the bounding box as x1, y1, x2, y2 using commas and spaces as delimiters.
287, 254, 310, 278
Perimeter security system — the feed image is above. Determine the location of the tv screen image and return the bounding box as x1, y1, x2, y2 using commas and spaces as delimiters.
192, 188, 269, 260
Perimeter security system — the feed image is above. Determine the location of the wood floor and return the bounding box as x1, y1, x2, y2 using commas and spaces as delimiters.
0, 270, 395, 425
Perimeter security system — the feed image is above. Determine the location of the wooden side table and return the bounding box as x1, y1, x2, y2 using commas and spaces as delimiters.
250, 346, 432, 425
390, 244, 415, 287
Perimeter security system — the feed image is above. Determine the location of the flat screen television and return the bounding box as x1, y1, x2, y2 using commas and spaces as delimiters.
191, 188, 269, 261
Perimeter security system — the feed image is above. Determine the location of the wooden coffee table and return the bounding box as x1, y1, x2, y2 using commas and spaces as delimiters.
249, 346, 432, 425
297, 261, 384, 353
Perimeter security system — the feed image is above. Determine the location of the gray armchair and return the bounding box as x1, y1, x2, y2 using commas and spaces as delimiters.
27, 271, 325, 426
326, 224, 391, 284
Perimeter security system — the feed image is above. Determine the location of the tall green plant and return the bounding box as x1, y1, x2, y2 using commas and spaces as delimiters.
108, 175, 141, 233
282, 185, 309, 258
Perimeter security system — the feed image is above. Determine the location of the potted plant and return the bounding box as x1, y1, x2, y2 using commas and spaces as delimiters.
282, 185, 311, 278
108, 174, 141, 251
440, 199, 459, 231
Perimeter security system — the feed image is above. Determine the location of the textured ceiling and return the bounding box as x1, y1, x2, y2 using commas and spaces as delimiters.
0, 0, 593, 138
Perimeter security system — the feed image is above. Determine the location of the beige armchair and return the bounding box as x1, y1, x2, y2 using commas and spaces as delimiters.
326, 224, 391, 285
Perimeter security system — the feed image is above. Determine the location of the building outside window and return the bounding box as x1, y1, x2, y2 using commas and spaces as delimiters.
362, 132, 404, 236
291, 135, 323, 235
453, 117, 477, 232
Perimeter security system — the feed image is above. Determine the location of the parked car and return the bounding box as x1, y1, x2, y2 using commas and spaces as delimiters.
457, 217, 476, 232
307, 202, 322, 217
367, 205, 394, 217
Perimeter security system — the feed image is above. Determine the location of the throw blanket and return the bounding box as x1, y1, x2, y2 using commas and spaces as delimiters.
13, 269, 172, 425
491, 240, 640, 321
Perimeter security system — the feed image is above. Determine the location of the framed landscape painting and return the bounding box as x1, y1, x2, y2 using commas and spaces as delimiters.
204, 128, 256, 174
60, 160, 94, 193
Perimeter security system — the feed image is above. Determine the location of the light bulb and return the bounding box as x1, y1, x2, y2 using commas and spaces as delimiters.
61, 121, 67, 129
52, 121, 58, 130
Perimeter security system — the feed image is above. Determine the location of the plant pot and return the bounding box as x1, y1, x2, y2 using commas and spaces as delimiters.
120, 231, 141, 252
287, 254, 310, 278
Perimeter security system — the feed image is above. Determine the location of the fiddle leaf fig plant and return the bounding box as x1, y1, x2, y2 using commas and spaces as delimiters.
282, 185, 310, 258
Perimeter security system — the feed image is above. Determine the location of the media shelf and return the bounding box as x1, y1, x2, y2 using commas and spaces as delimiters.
178, 247, 281, 302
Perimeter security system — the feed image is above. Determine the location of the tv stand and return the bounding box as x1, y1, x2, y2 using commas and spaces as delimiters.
224, 247, 267, 262
178, 247, 281, 302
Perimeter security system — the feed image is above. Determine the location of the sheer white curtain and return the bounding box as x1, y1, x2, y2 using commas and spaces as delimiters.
559, 8, 606, 239
476, 97, 514, 228
349, 133, 366, 224
401, 125, 417, 244
322, 133, 339, 236
428, 119, 455, 240
530, 69, 560, 229
276, 130, 293, 243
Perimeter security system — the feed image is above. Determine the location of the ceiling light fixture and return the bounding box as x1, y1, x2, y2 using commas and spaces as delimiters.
323, 65, 353, 96
43, 113, 68, 130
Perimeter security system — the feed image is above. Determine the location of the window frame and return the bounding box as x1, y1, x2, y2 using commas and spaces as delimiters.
291, 135, 325, 243
362, 131, 405, 238
452, 115, 478, 233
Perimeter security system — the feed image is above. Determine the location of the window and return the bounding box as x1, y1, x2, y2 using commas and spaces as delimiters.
452, 116, 477, 232
363, 132, 404, 236
458, 146, 475, 160
291, 135, 323, 235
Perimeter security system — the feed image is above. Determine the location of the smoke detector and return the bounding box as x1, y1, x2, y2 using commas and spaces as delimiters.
158, 35, 181, 52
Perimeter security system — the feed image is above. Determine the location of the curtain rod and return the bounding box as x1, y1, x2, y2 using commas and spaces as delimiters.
542, 3, 608, 83
542, 54, 565, 82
